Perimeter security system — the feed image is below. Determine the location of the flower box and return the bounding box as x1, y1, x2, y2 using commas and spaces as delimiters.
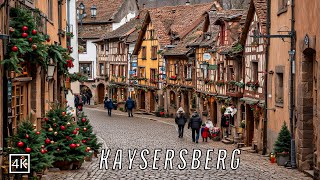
169, 76, 177, 80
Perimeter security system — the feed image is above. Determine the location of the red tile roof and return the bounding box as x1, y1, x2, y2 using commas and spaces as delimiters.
76, 0, 125, 23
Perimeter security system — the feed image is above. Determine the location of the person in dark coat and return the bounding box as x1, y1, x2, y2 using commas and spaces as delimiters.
125, 97, 135, 117
104, 97, 113, 116
175, 107, 187, 138
86, 92, 91, 105
188, 111, 202, 143
81, 94, 87, 105
74, 95, 79, 108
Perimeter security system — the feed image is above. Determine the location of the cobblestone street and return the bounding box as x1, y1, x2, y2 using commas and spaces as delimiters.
46, 107, 312, 180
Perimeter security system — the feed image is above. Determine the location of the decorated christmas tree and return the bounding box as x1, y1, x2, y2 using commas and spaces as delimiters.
6, 120, 54, 174
77, 112, 102, 154
42, 103, 89, 168
274, 122, 291, 154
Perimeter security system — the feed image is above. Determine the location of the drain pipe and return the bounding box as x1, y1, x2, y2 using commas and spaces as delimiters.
289, 0, 297, 169
262, 0, 271, 155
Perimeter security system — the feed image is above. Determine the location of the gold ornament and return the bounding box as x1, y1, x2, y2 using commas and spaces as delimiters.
54, 132, 58, 136
76, 144, 80, 147
33, 124, 37, 128
48, 128, 53, 132
51, 141, 54, 144
86, 147, 91, 150
41, 145, 45, 148
67, 122, 71, 126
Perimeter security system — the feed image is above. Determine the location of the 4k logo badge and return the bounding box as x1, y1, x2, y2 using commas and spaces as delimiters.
9, 154, 30, 174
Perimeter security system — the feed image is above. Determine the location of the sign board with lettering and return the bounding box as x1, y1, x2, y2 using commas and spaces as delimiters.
131, 63, 137, 67
203, 53, 211, 60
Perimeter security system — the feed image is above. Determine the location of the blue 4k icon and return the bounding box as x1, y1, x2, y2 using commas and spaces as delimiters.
9, 154, 30, 174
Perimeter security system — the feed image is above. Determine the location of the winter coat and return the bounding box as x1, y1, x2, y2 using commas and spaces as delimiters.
201, 127, 209, 138
74, 96, 79, 106
188, 113, 202, 129
125, 98, 135, 109
82, 95, 87, 102
175, 114, 187, 126
104, 99, 113, 109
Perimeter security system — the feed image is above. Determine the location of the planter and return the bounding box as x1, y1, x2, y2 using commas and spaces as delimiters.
84, 155, 92, 162
93, 151, 98, 158
71, 160, 84, 170
276, 154, 289, 166
53, 161, 73, 170
35, 171, 43, 179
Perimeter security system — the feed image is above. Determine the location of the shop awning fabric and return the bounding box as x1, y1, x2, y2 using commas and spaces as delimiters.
240, 97, 259, 105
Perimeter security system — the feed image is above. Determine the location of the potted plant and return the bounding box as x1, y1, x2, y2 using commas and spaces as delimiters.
238, 120, 245, 133
274, 122, 291, 166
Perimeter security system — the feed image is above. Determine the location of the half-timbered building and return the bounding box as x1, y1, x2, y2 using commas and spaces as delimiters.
239, 0, 267, 151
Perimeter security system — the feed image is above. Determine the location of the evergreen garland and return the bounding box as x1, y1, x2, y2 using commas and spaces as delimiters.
274, 122, 291, 154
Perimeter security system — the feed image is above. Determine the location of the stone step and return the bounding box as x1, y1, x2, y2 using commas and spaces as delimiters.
222, 139, 233, 144
248, 149, 258, 153
237, 143, 245, 148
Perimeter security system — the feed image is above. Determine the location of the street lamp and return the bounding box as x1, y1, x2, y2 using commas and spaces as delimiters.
77, 2, 86, 27
47, 65, 55, 80
91, 5, 97, 18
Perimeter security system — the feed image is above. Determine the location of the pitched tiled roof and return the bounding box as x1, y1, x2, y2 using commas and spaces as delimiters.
79, 23, 112, 39
148, 3, 214, 47
253, 0, 267, 32
76, 0, 125, 23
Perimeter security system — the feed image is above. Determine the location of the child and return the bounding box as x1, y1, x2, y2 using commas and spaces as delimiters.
201, 124, 209, 142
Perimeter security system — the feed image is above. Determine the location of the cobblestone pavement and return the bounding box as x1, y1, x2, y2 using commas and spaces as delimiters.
46, 107, 312, 180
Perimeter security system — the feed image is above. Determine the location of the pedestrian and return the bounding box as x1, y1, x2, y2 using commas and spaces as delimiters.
188, 111, 202, 143
74, 94, 79, 108
201, 124, 209, 142
125, 97, 135, 117
78, 95, 83, 111
175, 107, 187, 138
81, 94, 87, 105
86, 92, 91, 105
104, 97, 113, 116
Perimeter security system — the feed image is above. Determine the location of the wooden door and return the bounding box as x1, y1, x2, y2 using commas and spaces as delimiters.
150, 91, 155, 112
97, 84, 105, 104
140, 91, 145, 109
184, 91, 190, 117
246, 104, 254, 146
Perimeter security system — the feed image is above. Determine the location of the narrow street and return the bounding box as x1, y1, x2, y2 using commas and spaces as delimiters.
45, 108, 311, 180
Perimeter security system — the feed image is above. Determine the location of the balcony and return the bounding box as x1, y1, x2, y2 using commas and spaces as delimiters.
226, 83, 244, 97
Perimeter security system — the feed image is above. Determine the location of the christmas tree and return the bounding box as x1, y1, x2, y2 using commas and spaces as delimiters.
42, 103, 89, 166
274, 122, 291, 154
77, 112, 102, 154
6, 120, 54, 174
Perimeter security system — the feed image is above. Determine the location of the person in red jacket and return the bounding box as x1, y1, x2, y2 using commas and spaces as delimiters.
201, 124, 209, 142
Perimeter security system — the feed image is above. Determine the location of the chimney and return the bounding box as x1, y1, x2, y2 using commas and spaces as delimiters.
186, 1, 190, 5
213, 0, 223, 11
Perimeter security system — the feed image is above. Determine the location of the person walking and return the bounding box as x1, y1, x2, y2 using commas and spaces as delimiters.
104, 97, 113, 116
86, 92, 91, 105
74, 94, 79, 108
81, 94, 87, 105
125, 97, 135, 117
188, 111, 202, 143
175, 107, 187, 138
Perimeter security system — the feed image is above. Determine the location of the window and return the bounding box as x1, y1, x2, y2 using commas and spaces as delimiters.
170, 91, 176, 105
139, 67, 145, 78
142, 46, 146, 60
118, 42, 122, 54
78, 39, 87, 53
218, 63, 224, 80
47, 0, 53, 21
118, 65, 125, 77
175, 64, 179, 75
105, 42, 109, 51
150, 69, 157, 80
151, 46, 157, 60
79, 63, 92, 79
252, 62, 258, 82
149, 30, 155, 39
202, 65, 208, 79
100, 44, 104, 52
278, 0, 287, 13
220, 23, 225, 46
99, 63, 105, 75
228, 67, 235, 81
275, 72, 284, 104
110, 64, 116, 76
184, 65, 192, 79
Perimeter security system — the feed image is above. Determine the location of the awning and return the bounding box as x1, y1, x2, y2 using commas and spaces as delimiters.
240, 97, 259, 105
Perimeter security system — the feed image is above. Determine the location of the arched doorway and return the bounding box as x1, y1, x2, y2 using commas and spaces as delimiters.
298, 48, 316, 171
97, 84, 105, 104
246, 104, 254, 147
140, 91, 145, 109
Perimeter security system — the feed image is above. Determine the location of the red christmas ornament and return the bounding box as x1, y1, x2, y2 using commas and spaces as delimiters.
25, 134, 29, 139
46, 38, 50, 42
81, 118, 86, 123
31, 29, 37, 35
41, 149, 46, 154
45, 149, 48, 153
22, 32, 28, 38
53, 123, 57, 127
28, 37, 32, 42
73, 130, 77, 134
45, 138, 51, 144
43, 117, 48, 122
9, 27, 15, 33
17, 141, 24, 148
22, 26, 28, 31
85, 149, 89, 152
66, 136, 70, 139
32, 44, 37, 50
82, 140, 86, 143
87, 138, 91, 141
36, 131, 41, 135
60, 125, 66, 131
11, 46, 18, 52
83, 128, 87, 131
70, 143, 77, 149
76, 127, 80, 131
25, 147, 31, 153
62, 111, 66, 116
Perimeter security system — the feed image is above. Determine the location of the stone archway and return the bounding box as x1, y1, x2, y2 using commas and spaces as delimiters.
297, 48, 317, 172
97, 84, 105, 104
